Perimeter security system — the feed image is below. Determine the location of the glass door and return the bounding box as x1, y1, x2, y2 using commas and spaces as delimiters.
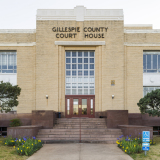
73, 99, 79, 115
65, 95, 95, 118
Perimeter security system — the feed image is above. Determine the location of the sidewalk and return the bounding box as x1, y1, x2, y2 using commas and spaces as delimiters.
27, 143, 133, 160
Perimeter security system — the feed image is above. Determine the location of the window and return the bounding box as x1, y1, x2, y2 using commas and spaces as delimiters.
0, 51, 17, 73
153, 126, 160, 135
143, 51, 160, 73
65, 51, 95, 95
143, 87, 160, 97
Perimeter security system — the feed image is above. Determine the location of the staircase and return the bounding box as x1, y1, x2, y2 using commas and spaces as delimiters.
37, 118, 123, 144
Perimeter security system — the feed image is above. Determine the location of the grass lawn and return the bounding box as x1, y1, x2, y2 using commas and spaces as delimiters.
0, 137, 28, 160
130, 136, 160, 160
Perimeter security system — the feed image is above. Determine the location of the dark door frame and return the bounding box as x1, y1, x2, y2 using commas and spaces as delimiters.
65, 95, 95, 118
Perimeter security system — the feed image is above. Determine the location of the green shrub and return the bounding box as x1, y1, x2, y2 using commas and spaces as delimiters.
3, 136, 43, 156
3, 137, 27, 146
116, 135, 156, 155
16, 138, 42, 156
10, 119, 21, 127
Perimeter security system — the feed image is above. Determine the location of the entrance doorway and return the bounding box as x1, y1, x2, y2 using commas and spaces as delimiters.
65, 95, 95, 118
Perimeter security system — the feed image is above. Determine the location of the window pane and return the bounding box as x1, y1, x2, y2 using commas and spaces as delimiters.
78, 58, 82, 63
66, 58, 71, 63
90, 77, 94, 82
72, 64, 76, 69
66, 71, 71, 76
84, 83, 88, 88
66, 51, 71, 57
72, 52, 76, 57
90, 52, 94, 57
90, 89, 94, 95
14, 55, 16, 69
78, 51, 82, 57
90, 71, 94, 76
67, 99, 70, 115
90, 64, 94, 69
78, 70, 82, 76
8, 55, 13, 69
84, 71, 88, 76
2, 70, 13, 73
73, 99, 78, 115
72, 89, 77, 95
66, 77, 71, 82
72, 70, 76, 76
78, 89, 82, 95
90, 83, 94, 88
66, 83, 71, 88
78, 77, 82, 82
66, 64, 70, 69
78, 83, 82, 88
72, 83, 77, 88
90, 58, 94, 63
84, 89, 88, 95
143, 55, 146, 69
147, 55, 151, 69
158, 55, 160, 71
153, 55, 157, 69
84, 58, 88, 63
66, 89, 71, 95
72, 77, 76, 82
78, 64, 82, 69
2, 55, 7, 69
72, 58, 76, 63
84, 77, 88, 82
84, 64, 88, 69
147, 70, 157, 73
0, 55, 1, 69
84, 52, 88, 57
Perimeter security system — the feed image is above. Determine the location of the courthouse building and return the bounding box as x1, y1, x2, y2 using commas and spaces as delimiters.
0, 6, 160, 118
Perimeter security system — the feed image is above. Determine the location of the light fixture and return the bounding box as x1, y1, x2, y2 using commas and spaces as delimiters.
46, 95, 48, 99
112, 95, 114, 99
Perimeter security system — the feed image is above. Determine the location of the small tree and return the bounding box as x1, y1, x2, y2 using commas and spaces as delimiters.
0, 81, 21, 113
137, 89, 160, 117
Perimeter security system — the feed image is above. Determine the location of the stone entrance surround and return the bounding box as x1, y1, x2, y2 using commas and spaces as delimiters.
0, 110, 157, 139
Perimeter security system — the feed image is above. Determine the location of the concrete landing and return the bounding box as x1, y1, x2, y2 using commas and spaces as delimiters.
27, 143, 133, 160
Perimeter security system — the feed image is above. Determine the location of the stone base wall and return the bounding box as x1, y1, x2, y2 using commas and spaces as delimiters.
32, 110, 57, 129
118, 125, 153, 139
129, 113, 160, 126
7, 125, 42, 138
106, 110, 128, 128
0, 113, 32, 127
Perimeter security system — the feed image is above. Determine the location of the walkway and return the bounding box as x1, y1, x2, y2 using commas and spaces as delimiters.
27, 143, 133, 160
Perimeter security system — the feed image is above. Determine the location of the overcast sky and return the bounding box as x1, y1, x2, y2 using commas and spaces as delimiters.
0, 0, 160, 29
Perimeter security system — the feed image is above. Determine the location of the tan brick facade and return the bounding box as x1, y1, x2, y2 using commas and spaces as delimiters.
0, 7, 160, 115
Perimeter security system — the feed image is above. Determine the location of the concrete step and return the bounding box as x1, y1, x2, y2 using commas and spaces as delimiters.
37, 138, 117, 144
54, 124, 106, 126
56, 122, 106, 124
38, 128, 122, 132
53, 127, 107, 129
36, 118, 121, 144
37, 134, 121, 138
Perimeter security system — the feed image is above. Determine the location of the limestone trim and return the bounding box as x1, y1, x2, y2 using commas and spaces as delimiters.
0, 42, 36, 46
124, 24, 152, 27
124, 43, 160, 46
36, 6, 123, 21
124, 29, 160, 33
0, 29, 36, 33
55, 41, 105, 46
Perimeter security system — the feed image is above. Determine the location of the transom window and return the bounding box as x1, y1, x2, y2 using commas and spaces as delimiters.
0, 51, 17, 73
65, 51, 95, 95
143, 87, 160, 97
143, 51, 160, 73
